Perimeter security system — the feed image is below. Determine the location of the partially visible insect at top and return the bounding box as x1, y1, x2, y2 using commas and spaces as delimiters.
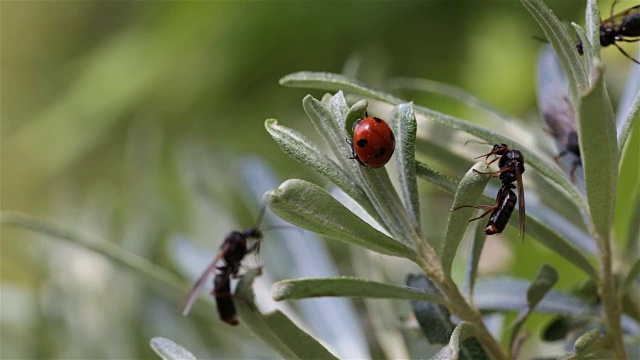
536, 45, 583, 182
576, 2, 640, 64
542, 94, 582, 180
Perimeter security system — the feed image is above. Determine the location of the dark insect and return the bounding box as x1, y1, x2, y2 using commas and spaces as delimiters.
576, 2, 640, 64
179, 215, 264, 325
537, 46, 582, 182
212, 272, 237, 325
542, 94, 582, 180
453, 143, 526, 242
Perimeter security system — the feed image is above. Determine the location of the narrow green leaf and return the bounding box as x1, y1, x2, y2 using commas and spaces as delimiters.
474, 277, 589, 316
525, 215, 597, 280
568, 328, 609, 359
626, 191, 640, 257
584, 0, 602, 77
407, 275, 488, 360
431, 322, 485, 360
617, 80, 640, 156
330, 91, 351, 131
264, 119, 373, 216
391, 103, 421, 233
389, 77, 515, 124
281, 72, 402, 105
619, 259, 640, 299
264, 179, 417, 260
352, 159, 420, 248
280, 71, 591, 225
272, 277, 445, 304
415, 161, 458, 194
407, 274, 455, 345
509, 264, 559, 356
527, 263, 559, 306
150, 337, 197, 360
302, 94, 353, 170
416, 138, 474, 173
571, 23, 593, 75
344, 98, 368, 135
0, 212, 186, 293
519, 0, 587, 99
579, 65, 617, 239
234, 270, 339, 360
441, 162, 491, 275
464, 221, 487, 300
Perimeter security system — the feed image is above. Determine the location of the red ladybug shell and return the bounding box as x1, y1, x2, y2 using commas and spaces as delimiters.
351, 117, 396, 168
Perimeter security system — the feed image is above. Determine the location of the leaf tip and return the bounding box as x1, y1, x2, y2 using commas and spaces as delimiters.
265, 118, 278, 127
270, 281, 290, 301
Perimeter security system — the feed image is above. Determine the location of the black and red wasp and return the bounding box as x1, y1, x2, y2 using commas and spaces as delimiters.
453, 143, 526, 242
576, 2, 640, 64
179, 212, 265, 325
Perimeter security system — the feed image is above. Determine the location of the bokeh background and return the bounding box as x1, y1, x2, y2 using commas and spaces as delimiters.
2, 1, 638, 358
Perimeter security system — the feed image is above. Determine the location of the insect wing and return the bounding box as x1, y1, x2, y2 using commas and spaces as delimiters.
179, 252, 224, 316
603, 5, 640, 27
515, 163, 526, 243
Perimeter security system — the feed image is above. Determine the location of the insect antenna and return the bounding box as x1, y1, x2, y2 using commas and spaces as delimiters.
464, 139, 491, 146
253, 203, 267, 230
248, 224, 303, 257
613, 42, 640, 65
610, 0, 617, 22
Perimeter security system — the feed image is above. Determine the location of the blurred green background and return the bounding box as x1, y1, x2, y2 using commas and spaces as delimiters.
2, 1, 637, 358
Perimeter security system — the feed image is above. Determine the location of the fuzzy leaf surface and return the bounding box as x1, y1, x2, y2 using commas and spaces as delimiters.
149, 337, 197, 360
272, 277, 445, 304
264, 179, 416, 260
391, 103, 421, 233
441, 162, 491, 275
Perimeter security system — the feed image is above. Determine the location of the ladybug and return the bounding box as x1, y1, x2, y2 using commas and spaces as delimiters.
350, 116, 396, 168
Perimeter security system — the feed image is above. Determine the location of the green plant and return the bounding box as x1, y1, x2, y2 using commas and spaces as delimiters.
257, 0, 638, 358
2, 0, 638, 359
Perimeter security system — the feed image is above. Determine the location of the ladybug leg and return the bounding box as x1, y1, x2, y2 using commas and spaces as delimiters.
346, 137, 367, 167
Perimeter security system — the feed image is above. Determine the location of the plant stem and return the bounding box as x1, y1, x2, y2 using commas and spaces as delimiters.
596, 233, 627, 359
415, 243, 509, 360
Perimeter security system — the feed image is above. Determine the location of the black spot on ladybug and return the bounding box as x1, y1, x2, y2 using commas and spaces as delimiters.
357, 139, 368, 148
373, 117, 383, 123
389, 132, 395, 142
374, 148, 387, 158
